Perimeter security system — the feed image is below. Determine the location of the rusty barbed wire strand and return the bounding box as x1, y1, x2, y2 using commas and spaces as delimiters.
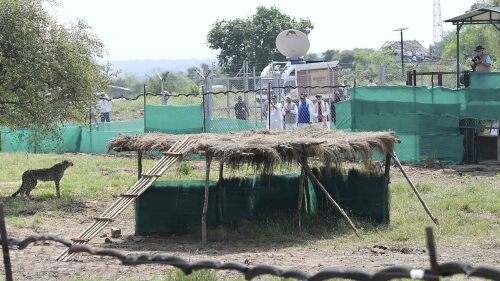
108, 85, 351, 101
7, 234, 500, 281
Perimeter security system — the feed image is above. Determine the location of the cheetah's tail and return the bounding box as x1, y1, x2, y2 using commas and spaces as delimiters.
11, 189, 20, 197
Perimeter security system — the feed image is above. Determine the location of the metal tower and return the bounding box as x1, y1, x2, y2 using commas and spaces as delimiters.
433, 0, 444, 43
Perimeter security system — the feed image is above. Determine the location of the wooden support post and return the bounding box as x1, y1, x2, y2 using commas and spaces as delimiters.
216, 161, 224, 224
426, 227, 440, 281
384, 153, 391, 181
202, 155, 212, 243
497, 136, 500, 164
137, 150, 143, 180
297, 166, 306, 230
391, 153, 439, 225
300, 161, 361, 238
0, 203, 13, 281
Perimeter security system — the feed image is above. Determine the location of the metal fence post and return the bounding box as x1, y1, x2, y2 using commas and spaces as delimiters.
143, 84, 147, 133
267, 82, 271, 130
202, 86, 206, 133
89, 105, 93, 154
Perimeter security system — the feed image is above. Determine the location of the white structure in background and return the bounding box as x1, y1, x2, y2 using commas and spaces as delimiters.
260, 29, 339, 103
433, 0, 444, 44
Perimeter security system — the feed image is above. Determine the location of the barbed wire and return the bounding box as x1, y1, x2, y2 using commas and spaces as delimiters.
108, 85, 351, 101
7, 234, 500, 281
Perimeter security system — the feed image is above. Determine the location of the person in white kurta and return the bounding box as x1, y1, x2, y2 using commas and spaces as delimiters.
268, 96, 283, 130
313, 94, 330, 130
282, 95, 298, 130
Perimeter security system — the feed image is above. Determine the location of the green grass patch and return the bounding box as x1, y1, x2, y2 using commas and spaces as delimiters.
0, 152, 498, 254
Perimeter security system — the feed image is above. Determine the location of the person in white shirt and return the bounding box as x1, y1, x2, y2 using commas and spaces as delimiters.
268, 96, 283, 130
99, 93, 112, 122
297, 93, 314, 128
282, 95, 298, 130
314, 94, 330, 130
341, 80, 350, 100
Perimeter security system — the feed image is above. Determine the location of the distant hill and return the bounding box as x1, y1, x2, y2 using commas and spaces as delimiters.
109, 59, 216, 78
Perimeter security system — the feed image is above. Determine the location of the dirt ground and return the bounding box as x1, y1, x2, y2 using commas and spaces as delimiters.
3, 163, 500, 280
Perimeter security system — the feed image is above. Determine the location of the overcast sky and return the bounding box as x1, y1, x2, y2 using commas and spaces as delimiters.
51, 0, 476, 60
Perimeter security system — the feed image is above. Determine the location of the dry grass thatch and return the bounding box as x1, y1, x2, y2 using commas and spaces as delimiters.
107, 127, 398, 173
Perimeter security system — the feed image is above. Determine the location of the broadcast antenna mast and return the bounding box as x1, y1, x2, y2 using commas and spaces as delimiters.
433, 0, 444, 43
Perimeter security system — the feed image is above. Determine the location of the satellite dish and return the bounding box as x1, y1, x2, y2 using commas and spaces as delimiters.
276, 29, 310, 59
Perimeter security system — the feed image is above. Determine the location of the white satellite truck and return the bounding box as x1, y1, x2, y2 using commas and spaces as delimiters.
259, 29, 340, 104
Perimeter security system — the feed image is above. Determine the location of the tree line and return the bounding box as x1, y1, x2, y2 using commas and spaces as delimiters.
1, 0, 497, 132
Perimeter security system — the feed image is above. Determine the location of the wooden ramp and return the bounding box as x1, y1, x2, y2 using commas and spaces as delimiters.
56, 137, 197, 261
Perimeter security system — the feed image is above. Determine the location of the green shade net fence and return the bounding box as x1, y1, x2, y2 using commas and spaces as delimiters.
0, 125, 82, 153
144, 104, 203, 134
135, 173, 389, 235
335, 74, 500, 163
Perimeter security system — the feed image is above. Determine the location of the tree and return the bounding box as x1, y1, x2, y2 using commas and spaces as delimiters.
304, 53, 320, 61
144, 71, 198, 94
207, 6, 313, 74
322, 49, 340, 61
0, 0, 109, 132
112, 73, 143, 94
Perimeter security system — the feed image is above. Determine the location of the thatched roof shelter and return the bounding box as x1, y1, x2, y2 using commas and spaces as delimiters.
106, 128, 439, 241
108, 127, 398, 173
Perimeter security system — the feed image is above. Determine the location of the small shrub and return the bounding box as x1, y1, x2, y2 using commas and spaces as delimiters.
178, 162, 192, 176
460, 203, 473, 213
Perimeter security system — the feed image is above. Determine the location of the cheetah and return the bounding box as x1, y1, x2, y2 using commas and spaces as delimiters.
11, 160, 74, 199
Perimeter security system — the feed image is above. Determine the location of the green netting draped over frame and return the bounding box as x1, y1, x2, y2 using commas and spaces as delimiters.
0, 125, 81, 153
145, 104, 203, 134
135, 173, 389, 235
337, 77, 500, 163
468, 72, 500, 89
79, 119, 144, 154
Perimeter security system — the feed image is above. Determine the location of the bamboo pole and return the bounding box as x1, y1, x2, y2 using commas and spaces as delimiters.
216, 161, 224, 224
300, 161, 361, 238
391, 152, 439, 225
202, 155, 212, 243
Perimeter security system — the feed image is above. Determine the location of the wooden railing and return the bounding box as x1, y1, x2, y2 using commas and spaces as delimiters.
406, 70, 468, 87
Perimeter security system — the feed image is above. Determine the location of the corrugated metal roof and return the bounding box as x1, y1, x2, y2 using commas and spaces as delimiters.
445, 7, 500, 23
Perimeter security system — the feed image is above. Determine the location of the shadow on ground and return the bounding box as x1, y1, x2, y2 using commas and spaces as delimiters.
95, 215, 382, 256
1, 195, 87, 217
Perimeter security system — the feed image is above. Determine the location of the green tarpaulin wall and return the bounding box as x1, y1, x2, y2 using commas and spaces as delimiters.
80, 119, 144, 154
335, 74, 500, 163
145, 104, 203, 134
1, 119, 143, 154
135, 173, 389, 235
0, 125, 82, 153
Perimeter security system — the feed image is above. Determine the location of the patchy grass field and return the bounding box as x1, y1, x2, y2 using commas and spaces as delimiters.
0, 152, 498, 280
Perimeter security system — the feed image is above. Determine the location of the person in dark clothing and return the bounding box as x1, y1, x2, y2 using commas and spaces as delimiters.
234, 96, 249, 120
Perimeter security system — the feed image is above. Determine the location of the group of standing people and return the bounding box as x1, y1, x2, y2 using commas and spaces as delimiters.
266, 92, 331, 131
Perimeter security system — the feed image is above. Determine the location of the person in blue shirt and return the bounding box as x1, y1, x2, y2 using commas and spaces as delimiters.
297, 93, 314, 128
